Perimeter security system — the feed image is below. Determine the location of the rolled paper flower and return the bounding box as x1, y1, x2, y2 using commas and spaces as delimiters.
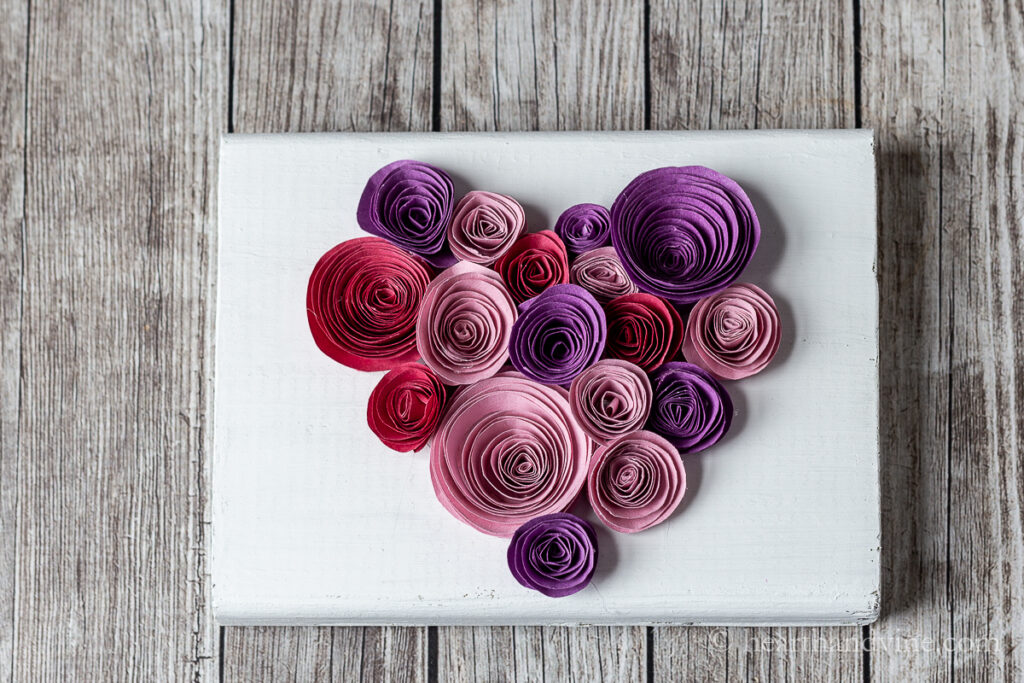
569, 246, 639, 304
610, 166, 760, 304
366, 363, 448, 453
682, 283, 782, 380
508, 284, 606, 385
356, 160, 456, 267
307, 236, 432, 371
507, 513, 598, 597
647, 362, 732, 454
430, 373, 592, 537
569, 359, 652, 444
447, 190, 527, 265
604, 292, 685, 372
587, 430, 686, 533
554, 203, 611, 257
416, 261, 517, 385
494, 230, 570, 305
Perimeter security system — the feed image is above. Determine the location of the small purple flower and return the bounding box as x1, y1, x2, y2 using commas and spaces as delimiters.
507, 513, 598, 597
647, 361, 733, 453
554, 203, 611, 257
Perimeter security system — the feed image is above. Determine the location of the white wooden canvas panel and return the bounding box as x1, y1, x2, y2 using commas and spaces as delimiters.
213, 130, 879, 626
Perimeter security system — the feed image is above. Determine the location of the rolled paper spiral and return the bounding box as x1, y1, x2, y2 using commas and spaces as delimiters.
494, 230, 570, 305
356, 160, 456, 267
507, 512, 598, 597
508, 284, 607, 385
553, 203, 612, 257
610, 166, 760, 304
447, 190, 527, 265
366, 363, 449, 453
569, 359, 652, 444
568, 246, 639, 304
682, 283, 782, 380
430, 373, 592, 537
416, 261, 518, 385
604, 292, 685, 372
587, 430, 686, 533
307, 236, 432, 371
647, 361, 733, 454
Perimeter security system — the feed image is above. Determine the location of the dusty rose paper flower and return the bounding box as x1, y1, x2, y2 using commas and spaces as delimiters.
494, 230, 569, 305
447, 190, 527, 265
507, 513, 598, 597
587, 430, 686, 533
569, 359, 652, 444
682, 283, 781, 380
569, 246, 639, 304
366, 363, 448, 452
604, 292, 685, 372
554, 203, 611, 257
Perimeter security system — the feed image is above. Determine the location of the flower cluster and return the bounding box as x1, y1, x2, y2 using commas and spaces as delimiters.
307, 161, 782, 598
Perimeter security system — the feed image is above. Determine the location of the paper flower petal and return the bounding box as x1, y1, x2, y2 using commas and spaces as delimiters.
587, 430, 686, 533
447, 190, 527, 265
508, 284, 607, 385
554, 203, 611, 256
610, 166, 760, 304
307, 236, 432, 371
604, 292, 685, 372
416, 261, 518, 385
494, 230, 570, 305
507, 512, 598, 597
569, 246, 640, 304
569, 359, 652, 444
366, 363, 449, 452
647, 362, 732, 454
356, 160, 456, 267
430, 373, 592, 537
682, 283, 782, 380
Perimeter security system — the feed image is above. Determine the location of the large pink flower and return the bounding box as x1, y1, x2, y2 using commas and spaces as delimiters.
682, 283, 781, 380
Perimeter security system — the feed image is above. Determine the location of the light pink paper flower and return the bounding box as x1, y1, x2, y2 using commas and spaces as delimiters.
447, 191, 527, 265
569, 359, 652, 445
569, 246, 639, 303
682, 283, 781, 380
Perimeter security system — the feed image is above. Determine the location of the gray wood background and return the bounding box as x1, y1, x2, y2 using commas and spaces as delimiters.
1, 0, 1021, 680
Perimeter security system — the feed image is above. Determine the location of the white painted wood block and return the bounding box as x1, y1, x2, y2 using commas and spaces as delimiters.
213, 131, 880, 626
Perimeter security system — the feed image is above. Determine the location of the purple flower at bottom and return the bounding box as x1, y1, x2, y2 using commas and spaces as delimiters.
507, 513, 598, 598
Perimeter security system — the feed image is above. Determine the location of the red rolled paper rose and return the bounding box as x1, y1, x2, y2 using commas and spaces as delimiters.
587, 430, 686, 533
494, 230, 570, 305
604, 292, 685, 372
367, 363, 449, 452
682, 283, 782, 380
447, 191, 527, 265
307, 236, 433, 371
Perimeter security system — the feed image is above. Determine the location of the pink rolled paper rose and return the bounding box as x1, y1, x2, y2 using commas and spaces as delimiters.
416, 261, 518, 385
447, 190, 527, 265
587, 430, 686, 533
569, 359, 652, 444
569, 246, 639, 304
682, 283, 781, 380
430, 372, 592, 537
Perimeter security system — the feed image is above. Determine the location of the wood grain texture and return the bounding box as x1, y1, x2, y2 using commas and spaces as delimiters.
437, 2, 646, 680
649, 1, 864, 680
14, 0, 224, 679
0, 1, 27, 680
864, 0, 1024, 679
223, 1, 434, 678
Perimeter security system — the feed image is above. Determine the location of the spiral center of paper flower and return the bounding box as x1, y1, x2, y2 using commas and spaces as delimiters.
535, 534, 577, 574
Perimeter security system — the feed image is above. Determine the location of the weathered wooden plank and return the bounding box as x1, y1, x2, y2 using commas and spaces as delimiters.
223, 1, 434, 679
649, 1, 863, 680
0, 1, 27, 680
14, 0, 225, 679
863, 0, 1024, 679
437, 1, 645, 679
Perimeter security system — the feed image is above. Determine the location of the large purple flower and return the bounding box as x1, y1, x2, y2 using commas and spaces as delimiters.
356, 160, 456, 267
507, 513, 598, 597
610, 166, 760, 304
647, 361, 733, 453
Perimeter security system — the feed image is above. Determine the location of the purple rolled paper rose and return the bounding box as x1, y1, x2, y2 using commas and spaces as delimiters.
610, 166, 760, 304
554, 203, 611, 257
508, 284, 606, 385
507, 513, 598, 597
647, 361, 733, 454
569, 246, 639, 303
357, 160, 456, 267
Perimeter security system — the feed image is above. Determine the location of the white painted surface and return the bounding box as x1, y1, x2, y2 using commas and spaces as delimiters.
213, 130, 879, 626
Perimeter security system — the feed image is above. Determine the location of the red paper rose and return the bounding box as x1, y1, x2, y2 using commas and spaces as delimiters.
493, 230, 570, 305
604, 292, 685, 372
367, 363, 449, 452
307, 236, 433, 371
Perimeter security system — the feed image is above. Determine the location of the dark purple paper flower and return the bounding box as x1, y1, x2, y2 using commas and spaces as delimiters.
507, 513, 598, 597
647, 361, 733, 454
356, 160, 456, 267
610, 166, 760, 304
508, 284, 606, 385
554, 203, 611, 256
